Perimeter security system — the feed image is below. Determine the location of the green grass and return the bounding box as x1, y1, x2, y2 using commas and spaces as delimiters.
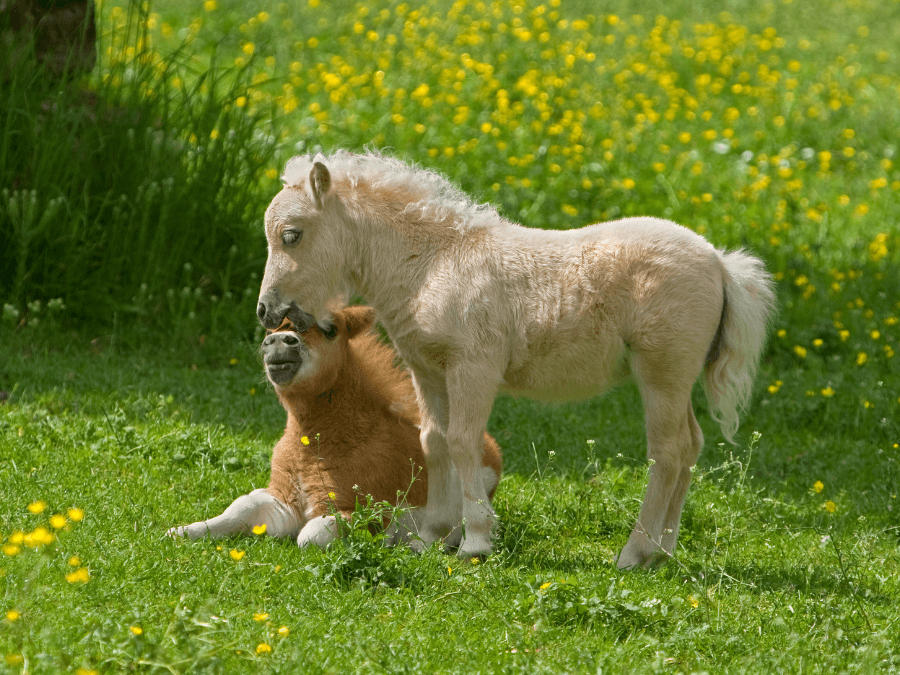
2, 0, 900, 672
0, 5, 277, 327
1, 328, 898, 674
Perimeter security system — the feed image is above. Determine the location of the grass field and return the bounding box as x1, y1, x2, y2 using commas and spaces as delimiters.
2, 0, 899, 672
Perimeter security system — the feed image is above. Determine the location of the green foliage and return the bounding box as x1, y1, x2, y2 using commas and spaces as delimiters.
0, 5, 276, 329
314, 497, 441, 593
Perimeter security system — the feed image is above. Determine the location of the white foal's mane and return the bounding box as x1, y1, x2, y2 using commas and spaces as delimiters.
282, 150, 501, 230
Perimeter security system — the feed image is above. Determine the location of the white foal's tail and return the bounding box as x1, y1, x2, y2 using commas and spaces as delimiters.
704, 249, 776, 443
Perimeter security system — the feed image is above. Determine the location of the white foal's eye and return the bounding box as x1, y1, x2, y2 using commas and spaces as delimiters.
282, 229, 303, 247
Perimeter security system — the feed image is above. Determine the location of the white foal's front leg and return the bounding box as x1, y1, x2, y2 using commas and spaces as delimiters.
445, 365, 498, 557
167, 488, 301, 540
410, 373, 458, 550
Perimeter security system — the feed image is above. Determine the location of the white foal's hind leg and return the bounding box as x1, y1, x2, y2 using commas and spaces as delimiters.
617, 353, 700, 569
659, 404, 704, 555
167, 488, 301, 540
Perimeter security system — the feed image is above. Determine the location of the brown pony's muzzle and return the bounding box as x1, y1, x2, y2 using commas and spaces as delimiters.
262, 328, 305, 385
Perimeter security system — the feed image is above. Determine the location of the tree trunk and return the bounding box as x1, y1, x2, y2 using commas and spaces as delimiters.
1, 0, 97, 80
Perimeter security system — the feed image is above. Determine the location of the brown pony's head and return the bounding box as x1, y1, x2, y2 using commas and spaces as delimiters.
256, 156, 350, 332
261, 305, 375, 393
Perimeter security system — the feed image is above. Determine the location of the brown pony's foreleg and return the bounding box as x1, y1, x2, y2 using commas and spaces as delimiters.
167, 488, 301, 541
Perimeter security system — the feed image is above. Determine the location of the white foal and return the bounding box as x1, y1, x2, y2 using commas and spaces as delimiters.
255, 150, 775, 567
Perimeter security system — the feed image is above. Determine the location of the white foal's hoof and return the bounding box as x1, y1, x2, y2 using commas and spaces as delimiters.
457, 531, 493, 558
616, 534, 670, 570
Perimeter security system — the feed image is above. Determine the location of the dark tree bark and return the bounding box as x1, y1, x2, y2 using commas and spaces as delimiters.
2, 0, 97, 79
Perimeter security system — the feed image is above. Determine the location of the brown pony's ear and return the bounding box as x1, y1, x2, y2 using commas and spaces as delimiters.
308, 160, 331, 209
341, 306, 375, 339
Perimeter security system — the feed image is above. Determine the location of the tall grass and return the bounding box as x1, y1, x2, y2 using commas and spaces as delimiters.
0, 5, 276, 332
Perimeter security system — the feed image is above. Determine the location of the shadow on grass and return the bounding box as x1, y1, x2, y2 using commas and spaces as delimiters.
667, 557, 896, 613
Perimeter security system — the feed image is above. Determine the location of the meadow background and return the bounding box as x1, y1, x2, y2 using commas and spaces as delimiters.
1, 0, 899, 672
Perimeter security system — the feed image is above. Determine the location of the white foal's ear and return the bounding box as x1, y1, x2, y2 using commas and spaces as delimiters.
308, 160, 332, 209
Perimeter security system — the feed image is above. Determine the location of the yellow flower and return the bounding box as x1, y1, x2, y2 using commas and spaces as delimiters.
813, 481, 824, 493
49, 514, 67, 529
301, 436, 310, 445
66, 567, 90, 583
539, 582, 552, 590
27, 501, 47, 514
2, 544, 20, 557
252, 523, 267, 535
327, 491, 336, 500
265, 168, 279, 180
75, 669, 98, 675
229, 549, 245, 561
236, 96, 247, 107
242, 42, 255, 56
6, 610, 19, 621
253, 612, 269, 622
821, 387, 835, 398
622, 178, 636, 190
69, 556, 81, 566
278, 625, 290, 637
25, 527, 54, 547
68, 508, 84, 522
689, 596, 699, 608
793, 345, 807, 358
823, 501, 837, 513
856, 352, 867, 366
203, 0, 216, 10
447, 566, 452, 576
130, 626, 143, 635
256, 643, 272, 654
